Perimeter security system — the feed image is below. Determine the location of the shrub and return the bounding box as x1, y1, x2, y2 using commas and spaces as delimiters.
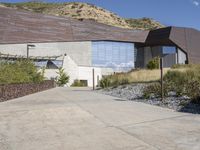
143, 68, 200, 102
99, 74, 130, 89
186, 80, 200, 103
143, 83, 161, 98
100, 73, 130, 88
163, 70, 187, 96
100, 76, 111, 88
0, 60, 44, 84
56, 68, 69, 86
143, 82, 169, 99
147, 57, 160, 70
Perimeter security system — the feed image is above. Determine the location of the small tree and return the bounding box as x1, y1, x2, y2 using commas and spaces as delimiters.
56, 68, 69, 86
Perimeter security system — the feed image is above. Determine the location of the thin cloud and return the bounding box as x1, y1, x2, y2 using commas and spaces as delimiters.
191, 0, 199, 6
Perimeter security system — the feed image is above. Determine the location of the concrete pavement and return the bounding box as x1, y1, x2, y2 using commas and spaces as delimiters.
0, 87, 199, 150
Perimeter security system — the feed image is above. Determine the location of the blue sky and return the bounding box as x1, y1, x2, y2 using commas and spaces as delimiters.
1, 0, 200, 30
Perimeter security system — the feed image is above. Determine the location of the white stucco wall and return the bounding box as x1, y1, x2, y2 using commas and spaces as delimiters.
62, 55, 79, 85
78, 67, 102, 87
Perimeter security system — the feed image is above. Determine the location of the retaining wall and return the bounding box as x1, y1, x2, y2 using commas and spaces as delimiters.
0, 80, 55, 102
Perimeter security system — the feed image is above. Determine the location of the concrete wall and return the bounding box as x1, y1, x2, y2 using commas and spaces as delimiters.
42, 55, 113, 87
143, 47, 153, 66
78, 67, 102, 87
0, 41, 92, 66
135, 47, 144, 68
0, 41, 116, 87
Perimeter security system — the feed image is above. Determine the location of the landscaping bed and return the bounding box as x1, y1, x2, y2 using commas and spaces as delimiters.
97, 83, 200, 114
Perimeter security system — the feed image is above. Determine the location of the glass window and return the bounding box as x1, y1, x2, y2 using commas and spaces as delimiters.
92, 41, 134, 71
163, 46, 176, 54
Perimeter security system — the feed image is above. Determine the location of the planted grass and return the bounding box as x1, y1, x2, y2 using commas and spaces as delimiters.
100, 68, 170, 88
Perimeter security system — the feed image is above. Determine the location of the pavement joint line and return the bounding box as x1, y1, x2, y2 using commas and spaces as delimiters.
72, 102, 111, 127
112, 125, 161, 150
115, 114, 191, 128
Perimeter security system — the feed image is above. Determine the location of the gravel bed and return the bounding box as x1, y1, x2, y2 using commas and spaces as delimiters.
97, 83, 200, 114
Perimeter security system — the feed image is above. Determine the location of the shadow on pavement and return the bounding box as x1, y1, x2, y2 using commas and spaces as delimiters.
179, 102, 200, 114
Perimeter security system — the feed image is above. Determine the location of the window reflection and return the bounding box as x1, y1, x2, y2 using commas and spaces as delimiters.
92, 41, 134, 71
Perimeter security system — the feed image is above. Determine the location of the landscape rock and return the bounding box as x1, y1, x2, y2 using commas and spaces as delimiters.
97, 83, 200, 114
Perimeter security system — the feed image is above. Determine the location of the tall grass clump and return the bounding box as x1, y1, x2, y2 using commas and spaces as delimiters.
0, 60, 45, 84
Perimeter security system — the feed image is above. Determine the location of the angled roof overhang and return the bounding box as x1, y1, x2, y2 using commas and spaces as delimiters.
135, 26, 200, 64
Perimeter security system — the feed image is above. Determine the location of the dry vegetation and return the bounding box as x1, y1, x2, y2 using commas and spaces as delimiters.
99, 66, 190, 89
1, 2, 164, 30
123, 69, 170, 82
100, 68, 170, 88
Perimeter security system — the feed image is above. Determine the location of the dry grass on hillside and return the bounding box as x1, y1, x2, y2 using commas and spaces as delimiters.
1, 2, 164, 30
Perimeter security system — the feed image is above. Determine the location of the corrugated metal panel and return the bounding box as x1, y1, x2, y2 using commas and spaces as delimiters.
0, 7, 149, 44
169, 27, 200, 63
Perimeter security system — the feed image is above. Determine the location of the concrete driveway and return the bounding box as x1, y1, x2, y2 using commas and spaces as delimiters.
0, 87, 199, 150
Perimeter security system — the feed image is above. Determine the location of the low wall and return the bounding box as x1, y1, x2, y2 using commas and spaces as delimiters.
0, 80, 55, 102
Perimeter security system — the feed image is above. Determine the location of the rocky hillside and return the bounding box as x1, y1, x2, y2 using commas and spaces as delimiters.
1, 2, 164, 30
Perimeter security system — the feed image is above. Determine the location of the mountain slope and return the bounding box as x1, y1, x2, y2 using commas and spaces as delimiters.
1, 2, 164, 30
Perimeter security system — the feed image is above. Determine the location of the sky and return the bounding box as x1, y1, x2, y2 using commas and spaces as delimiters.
0, 0, 200, 30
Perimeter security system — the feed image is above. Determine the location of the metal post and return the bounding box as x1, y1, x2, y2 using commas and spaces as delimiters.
160, 57, 164, 101
27, 45, 29, 59
97, 75, 99, 87
92, 68, 95, 90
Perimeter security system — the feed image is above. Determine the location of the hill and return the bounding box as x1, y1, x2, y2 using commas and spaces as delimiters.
1, 2, 164, 30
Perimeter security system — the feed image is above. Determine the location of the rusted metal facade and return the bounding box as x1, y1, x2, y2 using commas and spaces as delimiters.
0, 7, 148, 44
135, 27, 200, 64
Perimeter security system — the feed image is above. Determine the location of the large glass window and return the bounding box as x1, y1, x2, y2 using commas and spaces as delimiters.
92, 41, 134, 71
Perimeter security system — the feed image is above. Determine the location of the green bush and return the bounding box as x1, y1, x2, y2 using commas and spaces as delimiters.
56, 68, 69, 86
0, 60, 44, 84
100, 76, 111, 88
143, 82, 169, 99
71, 80, 87, 87
147, 57, 160, 70
99, 75, 130, 89
143, 68, 200, 102
163, 70, 187, 96
143, 83, 161, 98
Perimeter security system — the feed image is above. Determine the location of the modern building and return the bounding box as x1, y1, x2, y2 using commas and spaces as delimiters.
0, 7, 200, 86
